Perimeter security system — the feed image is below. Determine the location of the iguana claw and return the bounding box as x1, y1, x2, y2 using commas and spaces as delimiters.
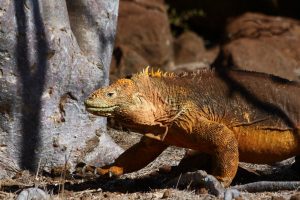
74, 162, 123, 179
165, 170, 241, 199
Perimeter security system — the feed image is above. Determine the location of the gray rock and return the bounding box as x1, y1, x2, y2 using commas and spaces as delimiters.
0, 0, 123, 178
16, 188, 49, 200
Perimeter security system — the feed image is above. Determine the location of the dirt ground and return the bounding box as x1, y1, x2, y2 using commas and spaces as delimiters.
1, 128, 300, 200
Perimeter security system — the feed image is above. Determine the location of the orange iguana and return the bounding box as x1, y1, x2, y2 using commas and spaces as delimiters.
83, 67, 300, 188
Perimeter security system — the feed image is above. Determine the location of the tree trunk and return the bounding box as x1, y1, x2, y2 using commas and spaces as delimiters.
0, 0, 122, 178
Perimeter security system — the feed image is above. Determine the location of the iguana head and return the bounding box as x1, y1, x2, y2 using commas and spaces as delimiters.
84, 77, 158, 124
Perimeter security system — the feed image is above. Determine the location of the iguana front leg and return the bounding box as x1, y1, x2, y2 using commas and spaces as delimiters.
80, 136, 168, 177
192, 120, 239, 187
145, 109, 186, 141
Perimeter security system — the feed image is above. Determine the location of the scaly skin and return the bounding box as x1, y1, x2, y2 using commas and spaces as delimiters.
84, 68, 300, 187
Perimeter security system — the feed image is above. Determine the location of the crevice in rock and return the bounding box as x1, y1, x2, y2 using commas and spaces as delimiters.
58, 92, 77, 123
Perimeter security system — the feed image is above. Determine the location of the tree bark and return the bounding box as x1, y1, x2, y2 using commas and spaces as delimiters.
0, 0, 122, 178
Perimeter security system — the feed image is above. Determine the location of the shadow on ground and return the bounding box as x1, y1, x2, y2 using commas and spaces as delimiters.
2, 162, 300, 195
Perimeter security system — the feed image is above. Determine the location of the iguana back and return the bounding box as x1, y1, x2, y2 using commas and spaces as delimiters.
157, 69, 300, 131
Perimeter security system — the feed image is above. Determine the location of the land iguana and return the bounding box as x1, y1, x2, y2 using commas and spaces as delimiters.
83, 67, 300, 189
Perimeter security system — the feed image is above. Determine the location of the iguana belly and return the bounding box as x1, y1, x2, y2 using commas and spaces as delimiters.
233, 127, 300, 164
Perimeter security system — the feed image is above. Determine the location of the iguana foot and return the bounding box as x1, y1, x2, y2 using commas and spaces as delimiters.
74, 162, 123, 178
95, 166, 124, 177
200, 171, 239, 198
165, 170, 240, 198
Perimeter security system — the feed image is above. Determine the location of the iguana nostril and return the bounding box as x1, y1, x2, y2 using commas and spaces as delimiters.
86, 95, 95, 101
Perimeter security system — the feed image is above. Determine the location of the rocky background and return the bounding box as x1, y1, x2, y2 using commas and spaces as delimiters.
110, 0, 300, 82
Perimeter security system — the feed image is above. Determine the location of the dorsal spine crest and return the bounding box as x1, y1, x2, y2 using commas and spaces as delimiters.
135, 66, 174, 78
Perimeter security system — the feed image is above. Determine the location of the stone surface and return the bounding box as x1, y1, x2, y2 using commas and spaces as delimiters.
174, 31, 218, 66
219, 12, 300, 81
110, 0, 174, 79
110, 45, 148, 82
0, 0, 123, 178
16, 188, 49, 200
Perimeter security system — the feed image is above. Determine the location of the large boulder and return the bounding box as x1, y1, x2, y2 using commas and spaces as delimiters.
0, 0, 123, 178
110, 0, 174, 80
110, 45, 149, 82
173, 31, 219, 66
219, 13, 300, 80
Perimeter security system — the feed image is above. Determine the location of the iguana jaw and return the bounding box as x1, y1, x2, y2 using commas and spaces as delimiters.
85, 100, 119, 117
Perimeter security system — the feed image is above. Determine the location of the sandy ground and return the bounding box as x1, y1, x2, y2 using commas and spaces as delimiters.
1, 128, 300, 199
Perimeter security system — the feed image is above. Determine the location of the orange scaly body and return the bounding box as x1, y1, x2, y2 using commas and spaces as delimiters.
84, 68, 300, 186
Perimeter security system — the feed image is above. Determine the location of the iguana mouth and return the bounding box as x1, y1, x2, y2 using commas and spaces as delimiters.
86, 105, 119, 116
85, 99, 119, 116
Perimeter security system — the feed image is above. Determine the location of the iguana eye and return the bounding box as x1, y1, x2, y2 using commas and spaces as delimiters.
106, 92, 116, 98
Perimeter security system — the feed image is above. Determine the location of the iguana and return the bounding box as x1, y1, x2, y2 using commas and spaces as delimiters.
83, 67, 300, 187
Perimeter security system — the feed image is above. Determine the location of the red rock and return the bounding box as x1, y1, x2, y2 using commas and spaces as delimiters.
174, 31, 219, 66
220, 12, 300, 81
174, 31, 206, 64
110, 45, 148, 82
110, 0, 174, 79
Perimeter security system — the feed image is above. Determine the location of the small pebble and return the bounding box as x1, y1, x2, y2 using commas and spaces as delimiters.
197, 187, 208, 194
103, 193, 109, 198
162, 189, 171, 199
